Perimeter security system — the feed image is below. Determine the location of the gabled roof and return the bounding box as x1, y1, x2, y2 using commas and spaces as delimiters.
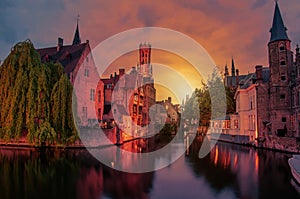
270, 2, 289, 42
37, 42, 88, 76
239, 67, 270, 89
225, 75, 248, 87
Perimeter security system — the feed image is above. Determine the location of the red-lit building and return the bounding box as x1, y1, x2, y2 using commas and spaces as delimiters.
98, 43, 156, 131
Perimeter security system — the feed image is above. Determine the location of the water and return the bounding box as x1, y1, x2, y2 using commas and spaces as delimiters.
0, 135, 299, 199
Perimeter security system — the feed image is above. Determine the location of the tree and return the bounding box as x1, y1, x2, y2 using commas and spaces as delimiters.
0, 40, 77, 145
183, 68, 228, 126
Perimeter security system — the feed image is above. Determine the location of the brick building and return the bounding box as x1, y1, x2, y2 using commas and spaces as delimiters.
211, 2, 300, 145
99, 43, 156, 130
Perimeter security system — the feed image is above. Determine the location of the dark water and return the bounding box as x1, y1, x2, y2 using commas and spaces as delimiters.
0, 136, 299, 199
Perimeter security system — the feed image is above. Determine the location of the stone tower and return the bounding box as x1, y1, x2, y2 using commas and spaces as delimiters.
268, 2, 294, 135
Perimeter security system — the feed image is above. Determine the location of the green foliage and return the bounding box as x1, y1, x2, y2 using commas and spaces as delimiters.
0, 40, 77, 145
183, 68, 228, 126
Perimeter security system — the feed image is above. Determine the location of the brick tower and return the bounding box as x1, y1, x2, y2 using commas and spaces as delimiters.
139, 43, 152, 78
268, 2, 294, 136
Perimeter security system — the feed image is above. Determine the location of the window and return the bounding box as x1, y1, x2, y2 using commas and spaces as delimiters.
82, 107, 87, 119
133, 105, 137, 114
97, 108, 101, 119
280, 60, 286, 66
84, 69, 89, 77
279, 44, 285, 52
90, 89, 95, 101
98, 91, 101, 102
280, 94, 286, 100
234, 119, 239, 129
282, 117, 287, 122
281, 75, 286, 81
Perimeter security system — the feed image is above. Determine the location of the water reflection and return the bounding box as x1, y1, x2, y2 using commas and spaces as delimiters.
0, 136, 300, 199
186, 135, 300, 199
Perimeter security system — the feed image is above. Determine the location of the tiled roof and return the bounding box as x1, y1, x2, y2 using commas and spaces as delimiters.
239, 67, 270, 89
37, 42, 88, 76
225, 75, 248, 87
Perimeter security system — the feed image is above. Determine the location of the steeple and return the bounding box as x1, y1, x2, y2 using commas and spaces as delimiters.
269, 1, 289, 43
224, 64, 229, 76
72, 15, 81, 45
231, 57, 235, 77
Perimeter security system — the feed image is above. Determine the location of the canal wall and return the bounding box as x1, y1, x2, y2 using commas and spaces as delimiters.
209, 133, 300, 154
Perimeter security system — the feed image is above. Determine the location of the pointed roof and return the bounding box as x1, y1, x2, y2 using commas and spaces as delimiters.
72, 22, 81, 45
269, 2, 289, 42
231, 57, 235, 77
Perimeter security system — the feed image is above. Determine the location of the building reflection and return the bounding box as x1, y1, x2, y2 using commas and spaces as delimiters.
186, 136, 297, 199
0, 146, 155, 199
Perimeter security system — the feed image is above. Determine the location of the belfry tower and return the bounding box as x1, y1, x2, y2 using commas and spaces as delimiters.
139, 43, 152, 78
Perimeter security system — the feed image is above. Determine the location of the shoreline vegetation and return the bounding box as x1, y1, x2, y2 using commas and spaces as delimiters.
0, 40, 77, 146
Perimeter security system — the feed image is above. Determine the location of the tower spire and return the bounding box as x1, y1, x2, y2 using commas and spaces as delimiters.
269, 1, 289, 42
72, 14, 81, 45
231, 57, 235, 77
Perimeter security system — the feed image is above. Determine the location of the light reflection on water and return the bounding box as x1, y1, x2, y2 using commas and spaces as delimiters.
0, 135, 299, 199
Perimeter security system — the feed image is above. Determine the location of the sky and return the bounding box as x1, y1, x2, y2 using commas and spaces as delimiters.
1, 0, 300, 102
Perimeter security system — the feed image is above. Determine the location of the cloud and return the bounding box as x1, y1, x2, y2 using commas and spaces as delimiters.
1, 0, 300, 78
251, 0, 268, 9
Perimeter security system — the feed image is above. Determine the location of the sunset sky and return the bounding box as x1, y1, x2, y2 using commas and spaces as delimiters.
1, 0, 300, 102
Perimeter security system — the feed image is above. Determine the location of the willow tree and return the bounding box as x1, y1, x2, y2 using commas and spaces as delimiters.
0, 40, 77, 145
50, 74, 77, 143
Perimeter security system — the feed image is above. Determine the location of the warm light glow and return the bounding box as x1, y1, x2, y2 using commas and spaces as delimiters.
255, 153, 259, 172
214, 146, 219, 165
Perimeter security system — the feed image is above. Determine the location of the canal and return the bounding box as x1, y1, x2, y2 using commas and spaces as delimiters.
0, 135, 299, 199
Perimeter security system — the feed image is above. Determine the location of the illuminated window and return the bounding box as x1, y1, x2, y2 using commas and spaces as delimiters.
234, 119, 239, 129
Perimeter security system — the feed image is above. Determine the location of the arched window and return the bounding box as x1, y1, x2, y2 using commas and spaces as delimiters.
279, 43, 285, 52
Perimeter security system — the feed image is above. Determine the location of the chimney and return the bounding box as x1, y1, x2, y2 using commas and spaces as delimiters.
119, 68, 125, 77
57, 37, 63, 52
235, 69, 239, 87
255, 65, 263, 82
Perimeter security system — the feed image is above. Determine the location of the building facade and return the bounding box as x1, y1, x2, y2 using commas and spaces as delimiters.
37, 22, 104, 127
211, 2, 300, 145
99, 44, 156, 132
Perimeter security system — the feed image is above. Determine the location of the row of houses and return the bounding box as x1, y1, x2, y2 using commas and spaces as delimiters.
210, 2, 300, 148
37, 22, 180, 133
